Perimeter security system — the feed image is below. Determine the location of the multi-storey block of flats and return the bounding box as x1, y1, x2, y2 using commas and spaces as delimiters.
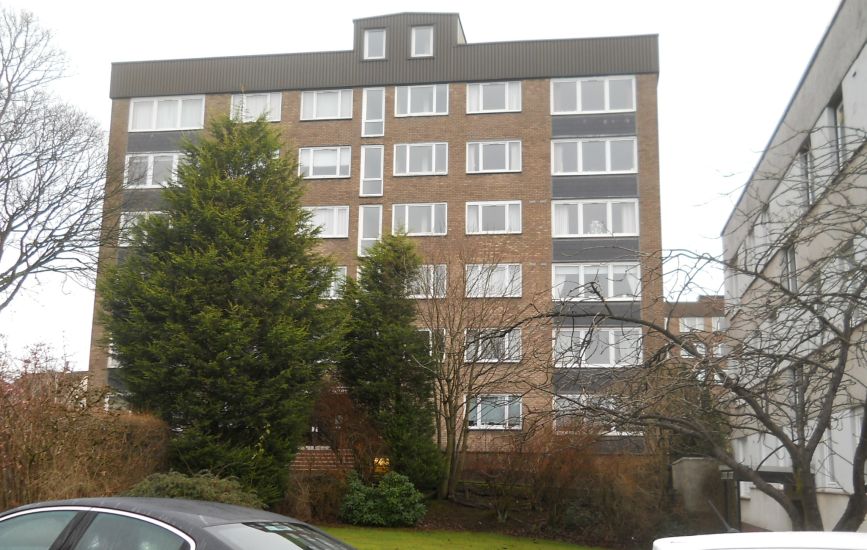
721, 0, 866, 531
88, 13, 662, 452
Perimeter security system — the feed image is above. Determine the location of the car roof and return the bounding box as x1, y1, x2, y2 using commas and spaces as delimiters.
1, 497, 294, 531
653, 531, 867, 550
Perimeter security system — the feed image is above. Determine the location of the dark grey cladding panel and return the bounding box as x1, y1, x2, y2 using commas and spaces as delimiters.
553, 315, 642, 329
553, 367, 636, 393
552, 113, 635, 138
552, 301, 643, 324
553, 237, 639, 262
110, 27, 658, 98
122, 189, 167, 212
551, 174, 638, 199
127, 131, 200, 153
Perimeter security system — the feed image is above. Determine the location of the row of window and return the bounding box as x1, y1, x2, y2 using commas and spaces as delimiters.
127, 76, 638, 132
302, 200, 639, 242
323, 261, 641, 302
466, 394, 632, 433
363, 26, 433, 60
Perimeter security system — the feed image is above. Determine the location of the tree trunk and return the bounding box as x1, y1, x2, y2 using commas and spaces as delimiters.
437, 422, 456, 499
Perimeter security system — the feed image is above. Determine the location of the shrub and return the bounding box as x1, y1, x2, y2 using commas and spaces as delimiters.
126, 472, 264, 509
340, 471, 425, 527
282, 471, 348, 522
0, 349, 168, 511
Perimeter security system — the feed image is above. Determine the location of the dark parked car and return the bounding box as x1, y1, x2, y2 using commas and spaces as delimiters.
0, 497, 354, 549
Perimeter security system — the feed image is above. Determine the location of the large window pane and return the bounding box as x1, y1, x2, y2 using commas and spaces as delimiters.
553, 203, 578, 236
581, 80, 605, 111
483, 82, 506, 110
583, 202, 608, 235
482, 204, 506, 232
585, 265, 609, 298
609, 78, 634, 110
408, 205, 432, 233
435, 143, 448, 172
610, 140, 635, 171
127, 155, 149, 186
581, 141, 606, 172
554, 142, 578, 173
180, 98, 203, 127
483, 143, 506, 171
130, 101, 153, 131
409, 146, 432, 173
553, 81, 576, 112
612, 265, 640, 297
361, 146, 383, 196
311, 149, 338, 176
316, 91, 340, 118
156, 99, 178, 129
412, 26, 433, 57
585, 330, 611, 365
365, 29, 386, 59
410, 86, 434, 113
612, 202, 637, 234
553, 265, 581, 300
152, 155, 174, 186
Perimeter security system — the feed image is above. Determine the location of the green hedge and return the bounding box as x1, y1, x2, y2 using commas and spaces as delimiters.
340, 472, 426, 527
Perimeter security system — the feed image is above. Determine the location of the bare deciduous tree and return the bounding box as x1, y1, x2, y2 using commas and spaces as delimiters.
0, 9, 107, 313
530, 126, 867, 530
411, 245, 546, 499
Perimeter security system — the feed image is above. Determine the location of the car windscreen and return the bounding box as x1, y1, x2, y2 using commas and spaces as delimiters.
204, 522, 350, 550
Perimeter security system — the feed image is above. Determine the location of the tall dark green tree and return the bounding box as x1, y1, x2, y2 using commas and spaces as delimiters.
339, 234, 443, 489
100, 116, 339, 504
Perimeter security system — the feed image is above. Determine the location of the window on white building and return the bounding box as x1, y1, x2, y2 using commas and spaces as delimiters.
362, 88, 385, 136
298, 147, 351, 179
679, 317, 705, 332
129, 96, 204, 131
392, 203, 447, 235
466, 141, 521, 173
360, 146, 383, 196
411, 26, 433, 57
395, 84, 448, 116
304, 206, 349, 238
358, 205, 382, 256
393, 143, 448, 176
409, 265, 447, 299
551, 138, 636, 175
466, 201, 521, 234
230, 92, 282, 122
465, 264, 522, 298
552, 263, 641, 301
124, 153, 181, 188
300, 89, 352, 120
551, 76, 635, 114
467, 82, 521, 113
364, 29, 386, 60
552, 200, 638, 237
465, 328, 521, 363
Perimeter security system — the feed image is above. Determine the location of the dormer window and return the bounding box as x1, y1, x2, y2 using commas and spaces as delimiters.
411, 26, 433, 57
364, 29, 386, 60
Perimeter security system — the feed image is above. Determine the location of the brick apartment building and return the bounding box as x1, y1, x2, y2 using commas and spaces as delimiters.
89, 13, 662, 451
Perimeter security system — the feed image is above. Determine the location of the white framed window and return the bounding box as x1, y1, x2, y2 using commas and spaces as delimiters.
679, 317, 705, 332
323, 266, 347, 299
467, 82, 521, 113
712, 317, 726, 332
360, 146, 384, 196
553, 327, 642, 368
550, 76, 635, 114
392, 203, 447, 236
230, 92, 282, 122
418, 327, 447, 358
119, 211, 162, 246
409, 265, 447, 299
300, 89, 352, 120
466, 141, 521, 173
364, 29, 386, 60
465, 264, 522, 298
552, 263, 641, 301
466, 201, 521, 234
129, 96, 204, 132
358, 205, 382, 256
124, 153, 181, 188
411, 26, 433, 58
361, 88, 385, 136
393, 143, 448, 176
551, 138, 637, 175
680, 341, 707, 359
465, 328, 521, 363
304, 206, 349, 238
782, 245, 798, 292
298, 147, 351, 179
395, 84, 448, 117
467, 395, 521, 430
552, 199, 639, 237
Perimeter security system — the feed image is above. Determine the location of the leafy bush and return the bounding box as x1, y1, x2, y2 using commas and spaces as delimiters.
283, 471, 348, 522
340, 472, 426, 527
126, 472, 264, 509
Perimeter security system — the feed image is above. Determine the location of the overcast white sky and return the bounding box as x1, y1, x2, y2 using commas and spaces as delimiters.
0, 0, 841, 370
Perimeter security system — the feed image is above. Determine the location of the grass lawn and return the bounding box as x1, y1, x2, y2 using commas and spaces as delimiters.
322, 526, 595, 549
